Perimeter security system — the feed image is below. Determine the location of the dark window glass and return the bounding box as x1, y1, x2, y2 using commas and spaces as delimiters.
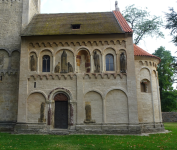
106, 54, 114, 71
34, 82, 36, 88
141, 82, 146, 92
72, 24, 80, 29
0, 76, 2, 81
43, 55, 50, 72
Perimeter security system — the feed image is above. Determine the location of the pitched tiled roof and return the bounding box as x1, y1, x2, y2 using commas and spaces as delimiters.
113, 11, 133, 33
134, 44, 161, 61
22, 12, 124, 36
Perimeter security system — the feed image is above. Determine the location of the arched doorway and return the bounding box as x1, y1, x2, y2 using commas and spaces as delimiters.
54, 93, 68, 129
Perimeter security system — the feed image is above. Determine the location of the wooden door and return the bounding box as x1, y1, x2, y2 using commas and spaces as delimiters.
54, 93, 68, 129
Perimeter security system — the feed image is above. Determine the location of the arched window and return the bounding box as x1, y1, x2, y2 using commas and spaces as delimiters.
42, 55, 50, 72
141, 82, 146, 92
106, 54, 114, 71
140, 79, 151, 93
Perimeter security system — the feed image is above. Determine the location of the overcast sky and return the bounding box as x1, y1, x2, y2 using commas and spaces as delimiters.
41, 0, 177, 56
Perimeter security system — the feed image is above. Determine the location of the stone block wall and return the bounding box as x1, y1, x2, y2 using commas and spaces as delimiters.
0, 0, 23, 50
135, 56, 162, 124
0, 0, 40, 131
162, 112, 177, 122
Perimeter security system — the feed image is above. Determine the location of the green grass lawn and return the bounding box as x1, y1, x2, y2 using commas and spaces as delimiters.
0, 123, 177, 150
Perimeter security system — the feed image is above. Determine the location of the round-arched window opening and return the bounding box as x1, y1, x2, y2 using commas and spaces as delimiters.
106, 54, 114, 71
42, 55, 50, 72
140, 79, 151, 93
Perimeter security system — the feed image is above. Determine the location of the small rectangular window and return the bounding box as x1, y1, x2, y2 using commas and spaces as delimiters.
0, 76, 2, 82
34, 82, 36, 88
72, 24, 81, 29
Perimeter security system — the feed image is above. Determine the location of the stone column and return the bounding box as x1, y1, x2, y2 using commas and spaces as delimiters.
102, 55, 105, 72
91, 55, 94, 73
116, 52, 119, 73
156, 72, 162, 122
150, 71, 156, 125
103, 99, 106, 123
74, 55, 76, 73
52, 55, 55, 73
37, 56, 39, 73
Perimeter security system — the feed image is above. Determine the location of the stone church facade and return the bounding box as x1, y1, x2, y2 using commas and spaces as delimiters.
0, 0, 164, 134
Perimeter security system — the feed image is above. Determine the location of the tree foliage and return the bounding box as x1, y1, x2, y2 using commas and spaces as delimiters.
122, 5, 164, 45
165, 8, 177, 46
161, 90, 177, 112
153, 46, 177, 112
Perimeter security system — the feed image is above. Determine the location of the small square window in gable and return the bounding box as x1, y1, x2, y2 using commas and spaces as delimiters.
71, 24, 81, 30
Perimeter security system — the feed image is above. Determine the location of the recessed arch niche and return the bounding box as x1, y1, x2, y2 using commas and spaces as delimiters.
105, 89, 128, 123
84, 91, 103, 123
92, 49, 102, 73
27, 92, 46, 123
76, 49, 90, 73
29, 52, 37, 71
55, 49, 74, 73
11, 50, 20, 70
0, 49, 10, 69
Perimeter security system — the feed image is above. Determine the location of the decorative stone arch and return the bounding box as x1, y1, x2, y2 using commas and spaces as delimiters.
27, 91, 48, 102
103, 47, 116, 55
149, 61, 152, 66
139, 66, 151, 74
139, 60, 144, 66
29, 50, 39, 57
48, 87, 73, 102
104, 87, 128, 98
10, 49, 20, 56
0, 48, 11, 56
119, 49, 127, 54
152, 70, 157, 77
55, 48, 75, 56
76, 47, 91, 56
48, 87, 74, 128
39, 48, 54, 57
91, 49, 102, 55
84, 89, 104, 100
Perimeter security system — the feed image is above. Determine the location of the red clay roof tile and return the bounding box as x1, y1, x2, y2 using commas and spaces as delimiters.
113, 11, 133, 33
134, 44, 161, 61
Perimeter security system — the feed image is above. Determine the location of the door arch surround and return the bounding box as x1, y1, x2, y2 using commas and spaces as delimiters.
54, 93, 69, 129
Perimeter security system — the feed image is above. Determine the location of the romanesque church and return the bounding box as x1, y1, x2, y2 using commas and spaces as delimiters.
0, 0, 164, 134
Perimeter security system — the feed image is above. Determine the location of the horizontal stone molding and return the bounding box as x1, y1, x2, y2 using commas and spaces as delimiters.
29, 40, 126, 49
0, 70, 19, 75
28, 73, 127, 80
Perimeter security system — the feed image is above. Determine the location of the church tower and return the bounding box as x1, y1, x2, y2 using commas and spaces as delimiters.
0, 0, 40, 131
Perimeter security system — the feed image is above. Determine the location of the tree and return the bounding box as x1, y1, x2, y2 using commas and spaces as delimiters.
153, 46, 177, 112
122, 5, 164, 45
165, 8, 177, 46
161, 90, 177, 112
